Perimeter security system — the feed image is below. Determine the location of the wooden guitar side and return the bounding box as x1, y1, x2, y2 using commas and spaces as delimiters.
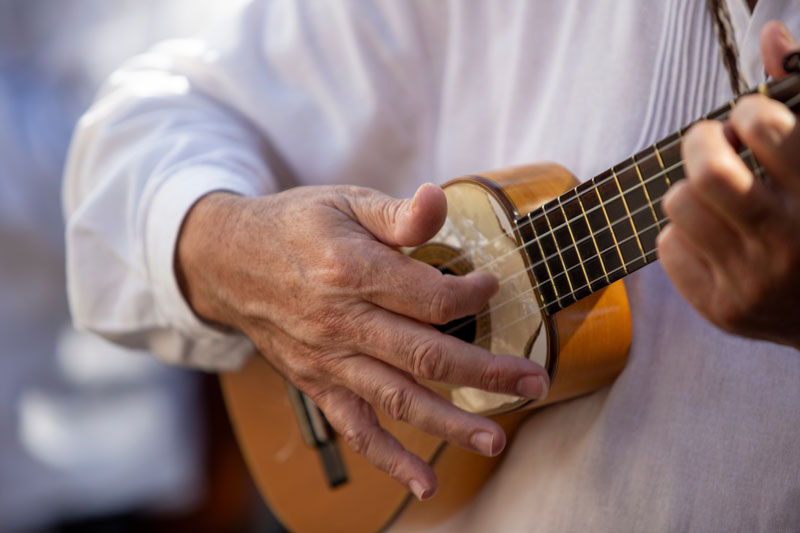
220, 164, 631, 532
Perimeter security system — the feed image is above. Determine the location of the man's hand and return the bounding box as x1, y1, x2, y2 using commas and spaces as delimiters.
659, 21, 800, 349
176, 183, 549, 500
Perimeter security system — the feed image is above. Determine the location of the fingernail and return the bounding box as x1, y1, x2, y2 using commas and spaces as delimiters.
412, 182, 436, 210
516, 374, 548, 399
409, 479, 432, 501
470, 431, 497, 456
537, 375, 550, 400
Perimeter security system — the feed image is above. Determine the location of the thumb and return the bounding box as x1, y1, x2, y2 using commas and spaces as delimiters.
761, 21, 799, 79
351, 183, 448, 247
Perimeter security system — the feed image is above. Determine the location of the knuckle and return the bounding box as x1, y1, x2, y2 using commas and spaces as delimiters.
683, 120, 717, 154
685, 120, 716, 142
383, 453, 405, 480
439, 417, 465, 444
429, 283, 458, 324
743, 112, 783, 143
311, 307, 349, 341
342, 426, 373, 456
284, 358, 315, 388
317, 259, 356, 289
479, 360, 505, 393
767, 238, 794, 282
377, 384, 414, 421
734, 96, 791, 142
379, 198, 404, 231
714, 296, 747, 332
694, 155, 737, 190
709, 290, 747, 333
739, 273, 767, 311
410, 338, 450, 381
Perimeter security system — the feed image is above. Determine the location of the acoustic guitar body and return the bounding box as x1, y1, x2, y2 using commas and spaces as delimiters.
220, 163, 632, 532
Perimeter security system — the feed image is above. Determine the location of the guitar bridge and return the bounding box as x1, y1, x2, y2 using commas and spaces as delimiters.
286, 382, 348, 488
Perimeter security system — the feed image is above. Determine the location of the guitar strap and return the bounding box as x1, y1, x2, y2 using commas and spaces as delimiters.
707, 0, 749, 96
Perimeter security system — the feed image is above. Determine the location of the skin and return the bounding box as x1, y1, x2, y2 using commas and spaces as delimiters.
659, 21, 800, 351
176, 184, 549, 501
176, 17, 799, 500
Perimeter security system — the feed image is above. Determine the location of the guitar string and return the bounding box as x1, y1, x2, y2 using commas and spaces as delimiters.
461, 202, 666, 338
428, 133, 687, 276
457, 145, 758, 325
445, 153, 768, 339
426, 106, 738, 276
437, 83, 800, 323
431, 87, 798, 279
487, 92, 800, 288
449, 144, 768, 336
468, 160, 767, 349
443, 151, 721, 334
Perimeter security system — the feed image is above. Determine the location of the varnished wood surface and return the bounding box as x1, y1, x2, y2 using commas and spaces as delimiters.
220, 163, 632, 532
221, 354, 440, 533
394, 164, 631, 530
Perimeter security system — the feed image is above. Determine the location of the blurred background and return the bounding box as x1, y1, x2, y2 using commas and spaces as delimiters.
0, 1, 282, 531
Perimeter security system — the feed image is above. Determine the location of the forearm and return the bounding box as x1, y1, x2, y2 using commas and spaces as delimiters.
64, 39, 274, 369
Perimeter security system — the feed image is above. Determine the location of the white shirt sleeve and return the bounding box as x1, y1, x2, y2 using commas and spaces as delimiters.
63, 0, 431, 370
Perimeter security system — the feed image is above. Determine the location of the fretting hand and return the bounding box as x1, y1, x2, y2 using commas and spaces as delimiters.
659, 21, 800, 350
175, 183, 549, 500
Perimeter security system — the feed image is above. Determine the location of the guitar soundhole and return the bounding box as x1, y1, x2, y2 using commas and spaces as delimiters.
408, 243, 491, 349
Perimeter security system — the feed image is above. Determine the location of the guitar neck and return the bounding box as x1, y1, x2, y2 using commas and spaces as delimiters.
517, 74, 800, 316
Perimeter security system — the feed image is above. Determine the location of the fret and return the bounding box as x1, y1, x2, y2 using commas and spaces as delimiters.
531, 209, 573, 309
541, 204, 579, 301
577, 192, 610, 284
654, 133, 685, 186
519, 211, 558, 309
652, 143, 671, 187
576, 179, 626, 284
562, 188, 609, 289
632, 160, 660, 230
515, 75, 800, 314
704, 100, 734, 121
768, 76, 800, 113
595, 173, 643, 274
554, 194, 601, 297
634, 147, 669, 225
610, 168, 648, 268
612, 163, 659, 262
556, 196, 591, 294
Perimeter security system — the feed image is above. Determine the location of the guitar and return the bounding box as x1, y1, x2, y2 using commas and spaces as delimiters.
220, 73, 800, 532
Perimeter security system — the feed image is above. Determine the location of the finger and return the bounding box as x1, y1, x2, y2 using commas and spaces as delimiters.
661, 180, 745, 281
348, 183, 448, 247
729, 95, 800, 193
314, 386, 438, 500
338, 354, 507, 457
363, 247, 499, 324
347, 307, 550, 399
681, 120, 772, 233
656, 224, 716, 317
760, 21, 799, 79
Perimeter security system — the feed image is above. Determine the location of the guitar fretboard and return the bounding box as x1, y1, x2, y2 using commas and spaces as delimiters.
517, 74, 800, 316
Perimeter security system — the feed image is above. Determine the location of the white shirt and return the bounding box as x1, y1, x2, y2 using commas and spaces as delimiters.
64, 1, 800, 530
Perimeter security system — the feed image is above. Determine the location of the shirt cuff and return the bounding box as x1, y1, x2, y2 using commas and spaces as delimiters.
144, 165, 263, 370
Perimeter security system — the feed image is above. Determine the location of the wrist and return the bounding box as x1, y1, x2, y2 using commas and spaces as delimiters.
175, 191, 250, 330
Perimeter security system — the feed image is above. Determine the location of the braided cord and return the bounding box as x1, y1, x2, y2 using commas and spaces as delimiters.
708, 0, 749, 96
